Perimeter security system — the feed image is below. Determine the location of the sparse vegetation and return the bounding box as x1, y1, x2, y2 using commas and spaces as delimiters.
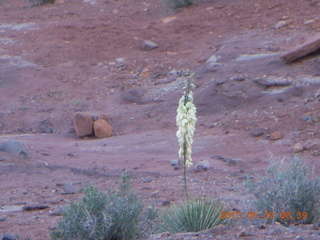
162, 0, 195, 10
51, 174, 157, 240
26, 0, 54, 7
159, 198, 228, 233
245, 158, 320, 225
176, 73, 197, 200
157, 74, 227, 235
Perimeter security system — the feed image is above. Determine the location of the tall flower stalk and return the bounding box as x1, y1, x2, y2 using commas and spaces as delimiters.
176, 74, 197, 200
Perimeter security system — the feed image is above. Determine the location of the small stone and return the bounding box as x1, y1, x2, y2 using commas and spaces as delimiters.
0, 217, 6, 222
93, 119, 113, 138
121, 87, 146, 104
62, 183, 75, 195
274, 20, 290, 29
170, 159, 179, 166
226, 158, 240, 165
150, 191, 159, 198
204, 225, 226, 235
160, 16, 178, 24
293, 143, 304, 153
39, 119, 55, 133
195, 160, 210, 172
173, 166, 180, 170
139, 67, 151, 78
141, 40, 158, 50
162, 200, 170, 206
239, 231, 254, 237
143, 176, 153, 183
270, 131, 283, 140
302, 116, 312, 122
2, 233, 17, 240
23, 204, 50, 211
251, 128, 264, 137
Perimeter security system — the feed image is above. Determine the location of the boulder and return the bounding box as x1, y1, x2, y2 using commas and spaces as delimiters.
281, 32, 320, 63
74, 111, 111, 138
0, 140, 27, 158
74, 113, 94, 137
195, 160, 210, 172
93, 119, 113, 138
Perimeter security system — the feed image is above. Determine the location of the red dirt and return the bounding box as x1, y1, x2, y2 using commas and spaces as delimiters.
0, 0, 320, 239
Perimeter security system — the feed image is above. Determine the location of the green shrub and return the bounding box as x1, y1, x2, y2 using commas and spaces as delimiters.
245, 158, 320, 225
51, 174, 157, 240
159, 198, 228, 233
162, 0, 195, 10
26, 0, 54, 7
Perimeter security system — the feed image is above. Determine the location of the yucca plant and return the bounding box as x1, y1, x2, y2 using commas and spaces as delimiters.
158, 73, 228, 234
159, 198, 228, 233
176, 72, 197, 200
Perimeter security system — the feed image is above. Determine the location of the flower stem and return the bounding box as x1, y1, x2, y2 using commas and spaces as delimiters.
183, 148, 189, 201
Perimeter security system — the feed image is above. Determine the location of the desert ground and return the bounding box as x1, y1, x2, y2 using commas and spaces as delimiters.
0, 0, 320, 239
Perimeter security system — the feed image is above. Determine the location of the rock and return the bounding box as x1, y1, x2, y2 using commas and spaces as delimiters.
274, 20, 291, 29
0, 140, 27, 158
139, 67, 151, 78
205, 55, 219, 69
2, 233, 17, 240
195, 160, 210, 172
253, 77, 293, 87
74, 113, 94, 137
202, 224, 226, 235
62, 183, 75, 194
162, 200, 170, 206
150, 191, 159, 198
293, 143, 304, 153
39, 119, 57, 133
170, 159, 179, 166
160, 16, 178, 24
93, 119, 112, 138
143, 176, 153, 183
22, 204, 50, 211
74, 111, 110, 138
0, 217, 6, 222
121, 87, 146, 104
270, 131, 282, 140
226, 158, 240, 165
141, 40, 158, 50
251, 128, 264, 137
304, 140, 318, 150
281, 32, 320, 63
302, 116, 312, 122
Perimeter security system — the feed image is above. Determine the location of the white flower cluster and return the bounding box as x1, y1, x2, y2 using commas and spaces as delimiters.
176, 79, 197, 167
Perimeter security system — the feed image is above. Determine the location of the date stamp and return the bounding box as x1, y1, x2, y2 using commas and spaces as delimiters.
220, 211, 308, 220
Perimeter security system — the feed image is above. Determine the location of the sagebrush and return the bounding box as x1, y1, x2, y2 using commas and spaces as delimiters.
25, 0, 54, 7
51, 174, 157, 240
245, 158, 320, 225
162, 0, 195, 10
